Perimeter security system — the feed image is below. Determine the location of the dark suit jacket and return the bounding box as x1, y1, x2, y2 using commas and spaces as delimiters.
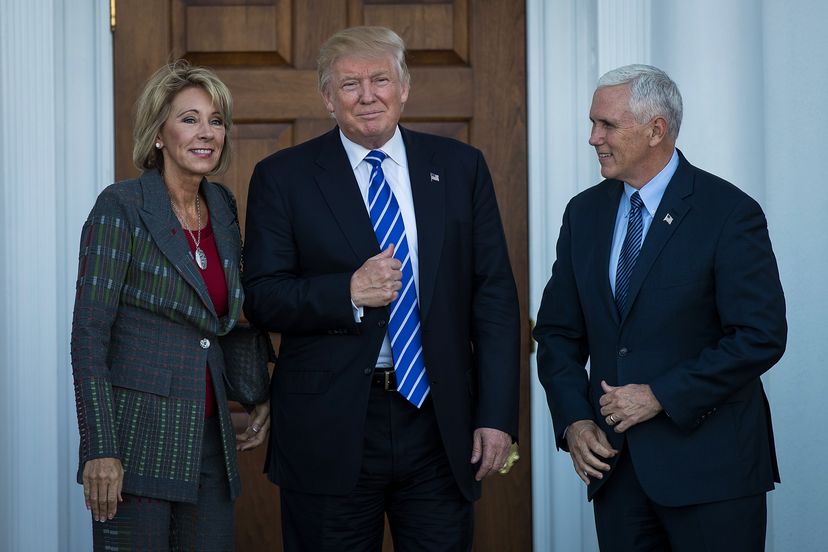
71, 169, 245, 502
243, 127, 520, 501
534, 151, 787, 506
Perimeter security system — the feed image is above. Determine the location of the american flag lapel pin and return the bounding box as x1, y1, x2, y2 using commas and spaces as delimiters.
663, 213, 674, 225
430, 172, 440, 182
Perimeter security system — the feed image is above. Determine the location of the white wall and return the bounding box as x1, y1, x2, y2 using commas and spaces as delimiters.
529, 0, 828, 550
0, 1, 112, 550
761, 1, 828, 549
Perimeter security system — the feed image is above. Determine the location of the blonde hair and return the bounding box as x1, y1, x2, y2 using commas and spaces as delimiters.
133, 60, 233, 175
317, 26, 410, 94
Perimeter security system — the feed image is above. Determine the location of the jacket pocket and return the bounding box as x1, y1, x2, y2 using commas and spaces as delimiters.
110, 365, 172, 397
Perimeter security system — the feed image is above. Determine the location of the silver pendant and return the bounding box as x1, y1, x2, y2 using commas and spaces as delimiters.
195, 247, 207, 270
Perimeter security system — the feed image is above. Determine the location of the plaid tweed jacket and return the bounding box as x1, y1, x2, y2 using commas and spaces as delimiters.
71, 169, 245, 503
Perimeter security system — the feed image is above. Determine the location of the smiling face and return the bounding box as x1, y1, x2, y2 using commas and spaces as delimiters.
322, 53, 409, 150
588, 84, 661, 188
157, 86, 225, 184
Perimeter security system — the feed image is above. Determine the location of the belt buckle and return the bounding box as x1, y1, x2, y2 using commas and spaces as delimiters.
384, 370, 394, 391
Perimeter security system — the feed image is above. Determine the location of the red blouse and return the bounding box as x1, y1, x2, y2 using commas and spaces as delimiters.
182, 217, 227, 418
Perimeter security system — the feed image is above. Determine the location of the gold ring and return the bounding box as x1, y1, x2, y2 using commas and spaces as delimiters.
608, 414, 617, 424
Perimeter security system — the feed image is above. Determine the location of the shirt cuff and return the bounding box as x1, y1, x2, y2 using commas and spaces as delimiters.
351, 299, 364, 323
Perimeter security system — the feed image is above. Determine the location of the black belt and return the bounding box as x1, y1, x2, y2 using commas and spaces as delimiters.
371, 368, 397, 391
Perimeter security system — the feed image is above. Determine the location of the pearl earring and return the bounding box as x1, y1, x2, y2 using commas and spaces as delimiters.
155, 142, 162, 149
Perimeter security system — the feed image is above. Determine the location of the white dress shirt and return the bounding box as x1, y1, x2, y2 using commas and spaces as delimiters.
339, 127, 420, 367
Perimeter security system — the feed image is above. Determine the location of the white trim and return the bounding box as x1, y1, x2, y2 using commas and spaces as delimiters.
527, 0, 600, 550
0, 1, 60, 549
56, 3, 113, 550
528, 0, 652, 549
0, 1, 111, 550
597, 0, 651, 73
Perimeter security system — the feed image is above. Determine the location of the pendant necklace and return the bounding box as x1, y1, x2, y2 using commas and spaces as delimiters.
172, 195, 207, 270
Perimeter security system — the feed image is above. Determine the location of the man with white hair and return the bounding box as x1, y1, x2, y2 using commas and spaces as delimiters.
535, 64, 786, 551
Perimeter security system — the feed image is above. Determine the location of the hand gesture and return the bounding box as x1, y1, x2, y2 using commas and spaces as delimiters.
565, 420, 617, 485
350, 245, 402, 308
599, 380, 662, 433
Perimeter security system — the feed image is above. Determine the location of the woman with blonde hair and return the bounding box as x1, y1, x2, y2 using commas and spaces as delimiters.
71, 60, 269, 550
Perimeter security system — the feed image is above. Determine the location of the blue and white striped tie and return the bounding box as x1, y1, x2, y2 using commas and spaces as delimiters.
615, 191, 644, 314
365, 150, 430, 407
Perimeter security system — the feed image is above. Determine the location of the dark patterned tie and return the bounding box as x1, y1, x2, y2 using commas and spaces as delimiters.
364, 150, 430, 407
615, 191, 644, 314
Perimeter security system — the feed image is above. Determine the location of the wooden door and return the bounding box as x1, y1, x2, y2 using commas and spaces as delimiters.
113, 1, 530, 550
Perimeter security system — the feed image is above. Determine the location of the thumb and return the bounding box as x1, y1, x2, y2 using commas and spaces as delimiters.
369, 244, 395, 260
601, 380, 615, 393
380, 243, 395, 258
470, 430, 483, 463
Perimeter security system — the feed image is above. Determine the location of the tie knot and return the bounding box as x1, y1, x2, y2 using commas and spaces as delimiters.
365, 150, 387, 168
630, 191, 644, 211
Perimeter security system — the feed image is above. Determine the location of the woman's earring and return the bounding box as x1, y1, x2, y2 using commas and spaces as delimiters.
155, 142, 162, 149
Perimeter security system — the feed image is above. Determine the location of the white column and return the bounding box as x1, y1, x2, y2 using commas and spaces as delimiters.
0, 1, 60, 550
527, 0, 599, 547
54, 2, 114, 549
0, 1, 112, 550
651, 0, 765, 201
597, 0, 651, 75
529, 1, 653, 550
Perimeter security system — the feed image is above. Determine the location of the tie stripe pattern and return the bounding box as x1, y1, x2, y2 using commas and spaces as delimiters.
615, 191, 644, 314
365, 150, 430, 407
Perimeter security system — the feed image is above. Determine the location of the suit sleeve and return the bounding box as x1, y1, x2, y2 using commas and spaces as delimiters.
649, 196, 787, 431
243, 161, 358, 332
70, 190, 130, 465
533, 201, 594, 450
469, 151, 521, 438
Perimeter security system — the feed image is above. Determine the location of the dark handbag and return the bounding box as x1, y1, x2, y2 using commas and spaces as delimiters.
219, 324, 274, 405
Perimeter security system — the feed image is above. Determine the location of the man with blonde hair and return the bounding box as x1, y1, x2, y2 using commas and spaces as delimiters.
244, 26, 520, 550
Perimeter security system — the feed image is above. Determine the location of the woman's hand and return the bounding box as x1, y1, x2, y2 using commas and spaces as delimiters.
82, 457, 124, 522
236, 400, 270, 451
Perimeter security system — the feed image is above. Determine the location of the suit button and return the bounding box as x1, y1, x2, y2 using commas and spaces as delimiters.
200, 338, 210, 349
363, 367, 372, 375
378, 320, 387, 328
618, 347, 628, 357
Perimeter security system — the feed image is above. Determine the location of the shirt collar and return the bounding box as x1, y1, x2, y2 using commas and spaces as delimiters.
623, 149, 679, 217
339, 126, 407, 171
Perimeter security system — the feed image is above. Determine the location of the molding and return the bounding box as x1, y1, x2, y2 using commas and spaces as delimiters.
0, 1, 60, 549
0, 1, 111, 550
597, 0, 651, 72
527, 0, 600, 550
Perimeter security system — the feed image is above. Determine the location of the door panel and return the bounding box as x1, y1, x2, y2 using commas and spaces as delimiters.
114, 1, 530, 550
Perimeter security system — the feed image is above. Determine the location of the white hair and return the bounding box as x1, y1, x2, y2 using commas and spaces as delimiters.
597, 64, 683, 140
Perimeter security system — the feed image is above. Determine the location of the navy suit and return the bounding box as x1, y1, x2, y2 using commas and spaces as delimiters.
535, 151, 786, 546
243, 127, 520, 506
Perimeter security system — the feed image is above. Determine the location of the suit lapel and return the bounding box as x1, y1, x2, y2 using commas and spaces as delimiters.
620, 154, 694, 322
203, 181, 243, 330
598, 182, 624, 325
313, 129, 381, 264
137, 170, 216, 316
401, 127, 444, 322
